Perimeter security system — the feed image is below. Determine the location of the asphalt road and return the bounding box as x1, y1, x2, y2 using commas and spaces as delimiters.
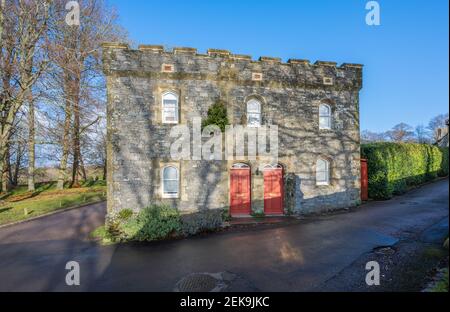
0, 179, 448, 292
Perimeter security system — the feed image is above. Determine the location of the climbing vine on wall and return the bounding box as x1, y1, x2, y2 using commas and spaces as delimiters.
201, 100, 229, 132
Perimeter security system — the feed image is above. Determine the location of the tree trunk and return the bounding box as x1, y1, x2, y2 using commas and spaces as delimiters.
71, 102, 81, 188
56, 108, 71, 190
1, 145, 10, 192
12, 144, 22, 186
27, 90, 35, 191
102, 157, 107, 181
80, 153, 87, 182
57, 70, 73, 190
70, 74, 81, 188
7, 147, 13, 186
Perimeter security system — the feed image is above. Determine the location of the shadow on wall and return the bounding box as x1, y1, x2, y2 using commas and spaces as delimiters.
110, 78, 362, 217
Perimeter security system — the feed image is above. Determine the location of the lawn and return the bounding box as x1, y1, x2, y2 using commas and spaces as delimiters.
0, 180, 106, 226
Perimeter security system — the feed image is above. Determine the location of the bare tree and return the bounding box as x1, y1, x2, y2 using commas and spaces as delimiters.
8, 117, 27, 186
361, 130, 388, 143
414, 124, 431, 144
1, 0, 127, 190
386, 123, 414, 142
44, 0, 126, 189
0, 0, 50, 192
428, 113, 449, 142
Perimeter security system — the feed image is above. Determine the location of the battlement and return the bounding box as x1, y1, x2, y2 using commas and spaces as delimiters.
102, 43, 363, 90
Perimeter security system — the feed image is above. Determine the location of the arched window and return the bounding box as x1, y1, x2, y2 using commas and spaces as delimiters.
231, 163, 250, 169
263, 164, 283, 170
162, 92, 179, 124
319, 104, 332, 130
162, 166, 179, 198
316, 158, 330, 185
247, 99, 261, 127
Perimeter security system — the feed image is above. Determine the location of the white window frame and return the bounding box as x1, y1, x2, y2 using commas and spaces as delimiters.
316, 158, 330, 186
247, 99, 262, 128
162, 91, 179, 124
161, 166, 179, 198
231, 163, 250, 169
319, 104, 332, 130
263, 164, 283, 170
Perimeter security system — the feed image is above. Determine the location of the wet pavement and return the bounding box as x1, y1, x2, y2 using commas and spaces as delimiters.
0, 179, 448, 292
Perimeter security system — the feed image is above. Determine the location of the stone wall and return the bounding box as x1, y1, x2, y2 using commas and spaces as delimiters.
103, 43, 363, 217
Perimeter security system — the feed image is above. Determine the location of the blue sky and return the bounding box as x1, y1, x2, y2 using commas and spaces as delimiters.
108, 0, 449, 132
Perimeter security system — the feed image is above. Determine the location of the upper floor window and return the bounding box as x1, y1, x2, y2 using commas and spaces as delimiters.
319, 104, 332, 130
162, 92, 179, 124
316, 158, 330, 185
247, 99, 261, 127
162, 166, 179, 198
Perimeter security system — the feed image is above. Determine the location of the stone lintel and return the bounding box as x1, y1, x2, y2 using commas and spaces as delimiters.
288, 59, 311, 65
207, 49, 231, 57
314, 61, 338, 67
102, 42, 129, 50
340, 63, 364, 69
231, 54, 252, 61
259, 56, 282, 63
173, 47, 198, 55
138, 45, 164, 53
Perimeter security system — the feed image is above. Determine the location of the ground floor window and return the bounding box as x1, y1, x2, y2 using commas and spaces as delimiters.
162, 166, 179, 198
316, 158, 330, 185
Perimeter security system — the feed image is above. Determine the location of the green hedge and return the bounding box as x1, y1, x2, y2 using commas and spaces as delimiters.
361, 143, 449, 199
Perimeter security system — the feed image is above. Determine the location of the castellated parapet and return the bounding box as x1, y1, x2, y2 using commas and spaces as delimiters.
102, 43, 362, 91
103, 42, 363, 224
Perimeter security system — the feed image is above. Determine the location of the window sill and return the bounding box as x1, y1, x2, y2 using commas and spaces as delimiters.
162, 194, 179, 199
316, 182, 330, 186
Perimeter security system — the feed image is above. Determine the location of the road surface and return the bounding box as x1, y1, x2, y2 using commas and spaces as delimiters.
0, 179, 448, 291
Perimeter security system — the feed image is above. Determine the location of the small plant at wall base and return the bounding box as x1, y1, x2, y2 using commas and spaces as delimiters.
120, 205, 182, 241
361, 143, 449, 200
94, 205, 226, 243
251, 211, 266, 218
201, 100, 229, 132
118, 208, 134, 221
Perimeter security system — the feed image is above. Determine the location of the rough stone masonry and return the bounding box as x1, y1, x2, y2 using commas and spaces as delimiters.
102, 43, 363, 221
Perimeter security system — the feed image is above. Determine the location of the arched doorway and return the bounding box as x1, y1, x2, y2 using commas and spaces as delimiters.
263, 164, 284, 215
230, 163, 251, 216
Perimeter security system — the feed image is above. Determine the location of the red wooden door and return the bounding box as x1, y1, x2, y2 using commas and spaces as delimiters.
264, 168, 284, 215
230, 168, 251, 216
361, 159, 368, 201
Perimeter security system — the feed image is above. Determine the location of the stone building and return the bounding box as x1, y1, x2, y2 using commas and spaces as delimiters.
102, 43, 363, 220
435, 119, 449, 148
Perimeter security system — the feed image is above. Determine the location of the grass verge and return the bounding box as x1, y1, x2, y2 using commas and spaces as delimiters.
0, 181, 106, 226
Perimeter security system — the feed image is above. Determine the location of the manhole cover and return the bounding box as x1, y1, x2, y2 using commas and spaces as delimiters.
176, 274, 219, 292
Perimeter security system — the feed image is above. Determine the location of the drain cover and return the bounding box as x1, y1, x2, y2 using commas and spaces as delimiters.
176, 274, 219, 292
174, 272, 237, 292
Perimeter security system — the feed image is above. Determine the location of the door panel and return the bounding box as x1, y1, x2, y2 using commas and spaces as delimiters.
264, 168, 284, 215
361, 159, 368, 201
230, 169, 251, 216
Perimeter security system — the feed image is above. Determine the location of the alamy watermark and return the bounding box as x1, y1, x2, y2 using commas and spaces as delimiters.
365, 261, 381, 286
169, 117, 279, 169
366, 1, 381, 26
65, 1, 80, 26
65, 261, 80, 286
